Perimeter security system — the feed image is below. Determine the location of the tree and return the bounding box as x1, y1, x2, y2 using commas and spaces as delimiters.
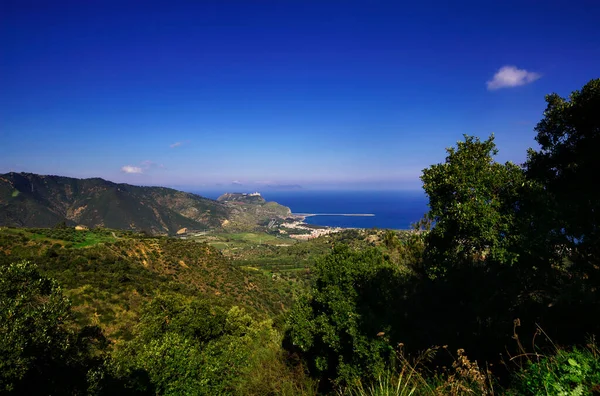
416, 136, 550, 364
526, 78, 600, 271
285, 246, 402, 390
110, 294, 280, 395
525, 78, 600, 343
420, 135, 526, 277
0, 261, 106, 395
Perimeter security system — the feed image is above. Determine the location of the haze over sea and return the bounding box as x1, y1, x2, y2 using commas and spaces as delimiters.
194, 190, 428, 230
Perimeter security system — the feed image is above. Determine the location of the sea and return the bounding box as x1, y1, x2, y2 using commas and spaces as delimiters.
193, 190, 429, 230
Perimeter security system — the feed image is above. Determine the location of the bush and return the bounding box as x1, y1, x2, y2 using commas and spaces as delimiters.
109, 294, 303, 395
511, 344, 600, 395
0, 260, 107, 394
285, 246, 403, 390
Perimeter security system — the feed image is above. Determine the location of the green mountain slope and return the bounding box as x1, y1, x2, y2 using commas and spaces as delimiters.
217, 192, 292, 229
0, 227, 295, 341
0, 172, 230, 234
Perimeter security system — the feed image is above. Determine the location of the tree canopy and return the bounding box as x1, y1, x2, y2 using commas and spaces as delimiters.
526, 78, 600, 270
0, 261, 106, 395
420, 135, 525, 276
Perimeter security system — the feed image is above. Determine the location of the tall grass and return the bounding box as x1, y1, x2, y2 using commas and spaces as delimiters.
339, 346, 494, 396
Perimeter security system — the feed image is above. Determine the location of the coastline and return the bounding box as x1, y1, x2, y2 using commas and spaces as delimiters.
236, 190, 428, 231
283, 212, 416, 237
281, 212, 370, 240
294, 213, 375, 217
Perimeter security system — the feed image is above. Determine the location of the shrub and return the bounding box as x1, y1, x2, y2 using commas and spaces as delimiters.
0, 260, 107, 394
511, 343, 600, 395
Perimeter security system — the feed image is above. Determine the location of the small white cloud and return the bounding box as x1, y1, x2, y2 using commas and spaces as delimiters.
121, 165, 143, 174
487, 66, 541, 90
170, 142, 182, 148
231, 180, 243, 185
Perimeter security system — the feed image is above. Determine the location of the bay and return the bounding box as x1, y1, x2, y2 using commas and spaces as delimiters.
195, 190, 428, 230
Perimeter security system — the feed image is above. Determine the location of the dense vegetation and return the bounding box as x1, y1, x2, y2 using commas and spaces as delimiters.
1, 78, 599, 394
284, 78, 600, 394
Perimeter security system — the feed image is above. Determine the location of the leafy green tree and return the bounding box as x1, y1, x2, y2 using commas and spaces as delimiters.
0, 260, 106, 395
134, 294, 228, 344
415, 135, 558, 365
420, 135, 526, 277
414, 92, 600, 364
111, 294, 279, 395
524, 78, 600, 343
383, 229, 399, 249
526, 78, 600, 273
285, 246, 402, 389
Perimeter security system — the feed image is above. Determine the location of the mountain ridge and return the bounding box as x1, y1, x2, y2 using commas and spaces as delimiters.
0, 172, 291, 233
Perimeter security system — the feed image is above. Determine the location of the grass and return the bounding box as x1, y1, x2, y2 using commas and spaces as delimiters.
16, 229, 117, 248
339, 346, 501, 396
71, 232, 117, 248
209, 242, 231, 250
229, 232, 283, 244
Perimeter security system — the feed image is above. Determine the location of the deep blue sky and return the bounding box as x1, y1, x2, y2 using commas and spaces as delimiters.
1, 0, 599, 191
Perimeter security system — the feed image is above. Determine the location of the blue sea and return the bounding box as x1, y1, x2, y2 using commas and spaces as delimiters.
195, 190, 429, 230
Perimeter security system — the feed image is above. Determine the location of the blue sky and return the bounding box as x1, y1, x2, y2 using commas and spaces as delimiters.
1, 0, 599, 191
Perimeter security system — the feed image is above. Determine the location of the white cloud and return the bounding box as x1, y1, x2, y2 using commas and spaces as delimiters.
231, 180, 243, 185
170, 142, 182, 148
487, 66, 541, 90
121, 161, 165, 174
121, 165, 143, 174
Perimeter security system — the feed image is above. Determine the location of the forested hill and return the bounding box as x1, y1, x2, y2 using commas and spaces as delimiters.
0, 172, 229, 233
0, 172, 289, 234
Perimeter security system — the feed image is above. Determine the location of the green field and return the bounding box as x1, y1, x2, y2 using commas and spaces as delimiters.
71, 231, 117, 248
2, 227, 118, 248
190, 231, 294, 253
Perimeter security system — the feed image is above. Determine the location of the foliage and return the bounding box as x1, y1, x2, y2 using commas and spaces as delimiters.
0, 260, 107, 395
409, 135, 536, 366
510, 343, 600, 396
525, 78, 600, 319
421, 135, 526, 277
27, 226, 117, 247
286, 246, 405, 389
526, 79, 600, 253
0, 227, 295, 340
109, 294, 312, 395
285, 79, 600, 394
340, 346, 496, 396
